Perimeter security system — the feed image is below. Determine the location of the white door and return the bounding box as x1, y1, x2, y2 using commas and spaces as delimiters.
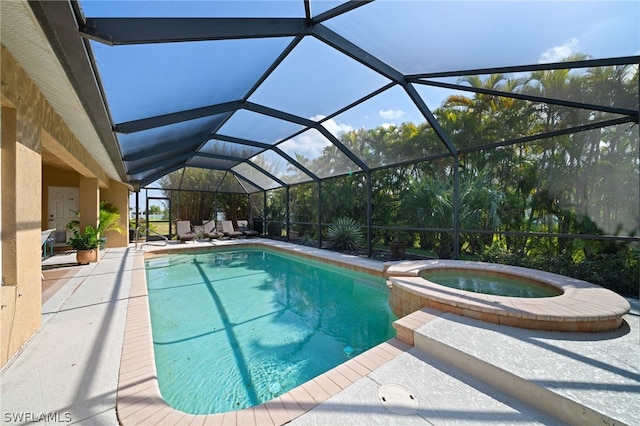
48, 186, 79, 245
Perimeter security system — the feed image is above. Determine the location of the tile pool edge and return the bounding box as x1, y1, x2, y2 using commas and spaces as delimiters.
116, 241, 410, 425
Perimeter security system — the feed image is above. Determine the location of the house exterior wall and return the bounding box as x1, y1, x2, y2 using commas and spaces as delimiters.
41, 170, 130, 249
1, 45, 128, 367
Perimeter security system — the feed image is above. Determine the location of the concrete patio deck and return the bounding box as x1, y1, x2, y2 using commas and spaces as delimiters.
1, 241, 638, 425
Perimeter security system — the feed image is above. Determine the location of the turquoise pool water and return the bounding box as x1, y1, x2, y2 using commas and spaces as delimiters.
421, 271, 561, 298
146, 249, 396, 415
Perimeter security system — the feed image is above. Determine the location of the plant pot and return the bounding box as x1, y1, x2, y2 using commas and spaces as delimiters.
389, 241, 407, 260
76, 248, 98, 264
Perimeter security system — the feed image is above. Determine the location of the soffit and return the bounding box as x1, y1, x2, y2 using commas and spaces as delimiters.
0, 0, 122, 182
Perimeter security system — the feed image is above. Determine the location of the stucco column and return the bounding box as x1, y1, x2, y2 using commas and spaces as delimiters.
1, 105, 42, 365
100, 180, 130, 247
79, 176, 99, 231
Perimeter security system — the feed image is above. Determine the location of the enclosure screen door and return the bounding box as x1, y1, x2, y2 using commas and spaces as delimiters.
146, 196, 172, 240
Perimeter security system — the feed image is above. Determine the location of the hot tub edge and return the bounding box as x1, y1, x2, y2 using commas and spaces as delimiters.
387, 261, 630, 332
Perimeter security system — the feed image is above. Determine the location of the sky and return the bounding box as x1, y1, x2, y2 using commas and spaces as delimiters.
78, 0, 640, 201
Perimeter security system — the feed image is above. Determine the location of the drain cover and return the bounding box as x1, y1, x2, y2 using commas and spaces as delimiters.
378, 384, 418, 415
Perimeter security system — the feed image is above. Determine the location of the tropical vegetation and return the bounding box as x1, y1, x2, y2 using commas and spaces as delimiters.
155, 60, 638, 296
67, 201, 126, 249
98, 201, 126, 237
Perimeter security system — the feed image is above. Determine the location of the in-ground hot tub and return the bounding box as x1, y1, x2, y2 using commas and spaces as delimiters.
420, 269, 563, 298
385, 260, 630, 332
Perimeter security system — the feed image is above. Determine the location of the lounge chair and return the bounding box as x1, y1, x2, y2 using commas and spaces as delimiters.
202, 220, 221, 240
220, 220, 243, 238
176, 221, 195, 243
236, 220, 259, 237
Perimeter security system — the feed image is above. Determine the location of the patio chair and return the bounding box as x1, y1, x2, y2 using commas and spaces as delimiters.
220, 220, 243, 238
236, 220, 259, 237
202, 220, 221, 240
41, 228, 56, 259
176, 221, 195, 243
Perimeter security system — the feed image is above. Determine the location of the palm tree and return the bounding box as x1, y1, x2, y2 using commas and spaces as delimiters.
400, 171, 453, 257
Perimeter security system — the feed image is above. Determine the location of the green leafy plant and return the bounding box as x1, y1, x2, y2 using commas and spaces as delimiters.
98, 201, 125, 236
326, 217, 364, 251
67, 225, 100, 250
67, 201, 125, 240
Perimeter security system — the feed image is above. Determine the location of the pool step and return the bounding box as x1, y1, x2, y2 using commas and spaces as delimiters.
392, 307, 442, 345
409, 311, 631, 426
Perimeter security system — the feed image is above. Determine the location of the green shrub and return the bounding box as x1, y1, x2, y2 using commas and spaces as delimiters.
267, 222, 284, 238
326, 217, 364, 251
479, 243, 639, 297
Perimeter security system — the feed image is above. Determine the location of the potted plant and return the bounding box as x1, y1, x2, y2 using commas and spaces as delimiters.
389, 231, 407, 260
67, 225, 100, 264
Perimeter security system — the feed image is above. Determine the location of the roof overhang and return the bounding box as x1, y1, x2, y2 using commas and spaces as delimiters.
1, 0, 127, 182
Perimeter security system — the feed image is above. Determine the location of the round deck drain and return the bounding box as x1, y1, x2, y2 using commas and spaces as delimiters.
378, 384, 418, 415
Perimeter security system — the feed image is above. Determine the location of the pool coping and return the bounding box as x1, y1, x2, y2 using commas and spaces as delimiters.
116, 240, 631, 424
117, 240, 411, 425
143, 239, 387, 277
386, 259, 631, 332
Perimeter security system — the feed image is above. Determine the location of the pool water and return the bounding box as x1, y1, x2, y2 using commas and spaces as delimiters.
421, 271, 562, 298
146, 249, 396, 415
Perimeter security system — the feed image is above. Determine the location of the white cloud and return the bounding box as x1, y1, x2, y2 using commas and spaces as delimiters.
539, 37, 579, 63
378, 109, 405, 120
279, 130, 330, 161
277, 117, 355, 162
309, 115, 354, 138
318, 117, 354, 138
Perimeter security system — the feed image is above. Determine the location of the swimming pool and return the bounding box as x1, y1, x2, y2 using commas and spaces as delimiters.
146, 248, 396, 415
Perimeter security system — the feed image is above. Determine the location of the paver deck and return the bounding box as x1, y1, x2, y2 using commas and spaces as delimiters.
413, 309, 640, 425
